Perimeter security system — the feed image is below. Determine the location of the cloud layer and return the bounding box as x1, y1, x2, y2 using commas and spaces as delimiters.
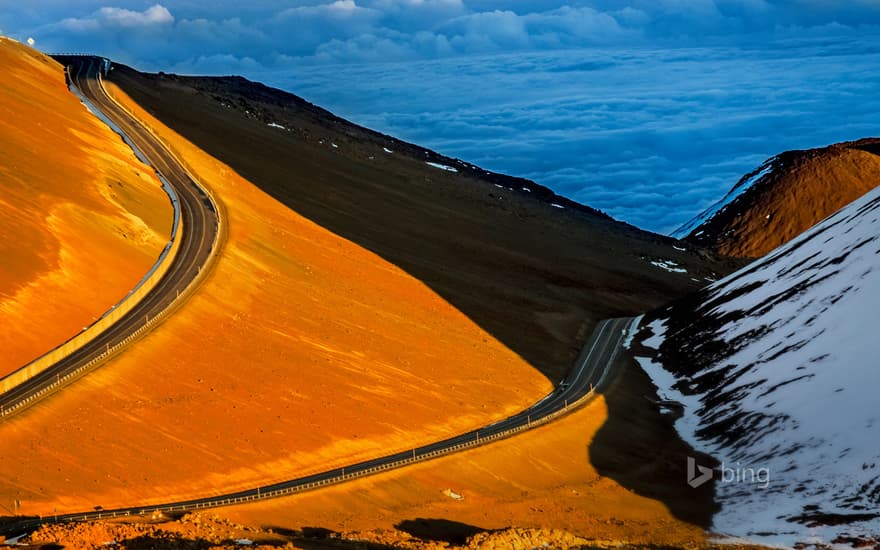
2, 2, 879, 232
273, 39, 880, 232
7, 1, 880, 69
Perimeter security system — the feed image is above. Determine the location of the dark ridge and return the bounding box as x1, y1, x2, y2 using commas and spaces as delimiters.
789, 510, 880, 527
107, 62, 738, 381
147, 71, 612, 221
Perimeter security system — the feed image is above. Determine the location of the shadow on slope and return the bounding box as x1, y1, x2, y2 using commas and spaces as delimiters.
395, 518, 485, 545
107, 65, 735, 382
589, 351, 718, 528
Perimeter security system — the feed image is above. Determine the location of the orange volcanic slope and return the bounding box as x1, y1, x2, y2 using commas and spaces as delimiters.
0, 38, 171, 376
0, 82, 550, 515
685, 139, 880, 258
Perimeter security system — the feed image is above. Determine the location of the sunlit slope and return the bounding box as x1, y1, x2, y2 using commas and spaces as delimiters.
0, 84, 552, 515
0, 38, 170, 376
679, 139, 880, 257
217, 356, 716, 548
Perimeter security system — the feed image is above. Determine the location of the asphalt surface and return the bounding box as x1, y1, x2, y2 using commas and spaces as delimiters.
1, 316, 636, 534
0, 56, 220, 417
0, 54, 636, 533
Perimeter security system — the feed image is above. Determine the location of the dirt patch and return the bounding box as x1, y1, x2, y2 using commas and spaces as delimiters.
17, 512, 768, 549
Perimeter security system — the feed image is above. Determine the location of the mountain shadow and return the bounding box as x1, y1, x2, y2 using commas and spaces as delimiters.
589, 347, 718, 528
106, 64, 737, 382
395, 518, 486, 545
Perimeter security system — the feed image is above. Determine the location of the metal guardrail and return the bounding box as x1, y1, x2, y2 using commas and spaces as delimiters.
0, 57, 642, 534
0, 76, 184, 400
0, 57, 226, 420
3, 317, 640, 535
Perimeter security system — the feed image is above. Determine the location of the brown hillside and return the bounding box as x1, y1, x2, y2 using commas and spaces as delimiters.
108, 64, 740, 382
219, 354, 721, 547
0, 38, 170, 376
684, 138, 880, 258
0, 63, 735, 517
0, 89, 550, 516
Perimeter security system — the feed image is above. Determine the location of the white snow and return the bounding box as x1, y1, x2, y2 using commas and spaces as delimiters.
426, 161, 457, 172
267, 122, 285, 130
621, 315, 644, 350
550, 203, 564, 209
672, 160, 774, 238
522, 187, 531, 192
3, 535, 24, 546
673, 245, 686, 251
331, 142, 339, 149
234, 539, 253, 546
637, 185, 880, 546
649, 259, 687, 273
383, 147, 394, 154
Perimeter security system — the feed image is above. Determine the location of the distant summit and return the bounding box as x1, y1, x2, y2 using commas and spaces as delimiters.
674, 138, 880, 258
639, 177, 880, 545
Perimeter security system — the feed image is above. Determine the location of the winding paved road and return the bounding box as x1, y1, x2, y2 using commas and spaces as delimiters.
0, 54, 640, 535
0, 56, 220, 418
2, 316, 636, 534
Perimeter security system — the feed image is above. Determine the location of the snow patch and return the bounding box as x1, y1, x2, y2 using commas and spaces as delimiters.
426, 161, 457, 172
550, 203, 564, 209
672, 160, 774, 238
650, 259, 687, 273
383, 147, 393, 154
267, 122, 285, 130
621, 315, 644, 350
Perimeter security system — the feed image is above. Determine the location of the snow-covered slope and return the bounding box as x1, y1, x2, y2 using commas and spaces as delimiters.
671, 158, 776, 239
673, 139, 880, 258
637, 184, 880, 546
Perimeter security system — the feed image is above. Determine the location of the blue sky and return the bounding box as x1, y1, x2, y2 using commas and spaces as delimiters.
2, 2, 879, 232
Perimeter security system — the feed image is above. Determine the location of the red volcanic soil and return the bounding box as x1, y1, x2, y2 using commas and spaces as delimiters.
684, 138, 880, 258
0, 38, 171, 377
0, 55, 740, 543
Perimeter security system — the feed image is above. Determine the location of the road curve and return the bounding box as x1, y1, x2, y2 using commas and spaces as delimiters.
0, 56, 221, 418
1, 317, 637, 534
